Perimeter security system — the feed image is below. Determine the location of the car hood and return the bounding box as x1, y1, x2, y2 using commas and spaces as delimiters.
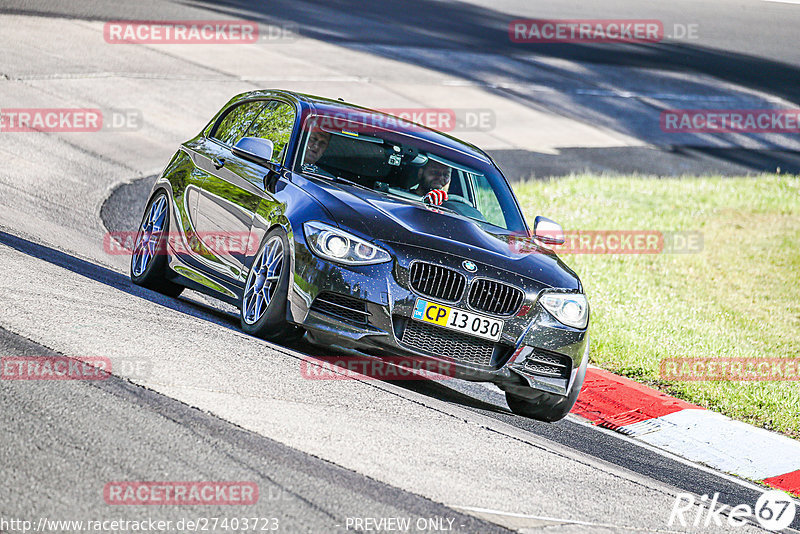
299, 176, 581, 290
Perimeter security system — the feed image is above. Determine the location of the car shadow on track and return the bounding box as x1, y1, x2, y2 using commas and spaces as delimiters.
0, 229, 513, 415
387, 376, 511, 413
296, 349, 512, 415
0, 229, 241, 331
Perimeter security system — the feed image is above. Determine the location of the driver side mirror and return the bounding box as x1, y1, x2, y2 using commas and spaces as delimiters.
232, 137, 275, 166
532, 216, 565, 245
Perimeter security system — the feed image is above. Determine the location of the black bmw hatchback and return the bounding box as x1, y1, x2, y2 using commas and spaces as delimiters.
131, 90, 589, 421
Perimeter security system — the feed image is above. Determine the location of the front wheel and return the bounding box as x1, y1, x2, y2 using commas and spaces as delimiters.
130, 192, 184, 297
505, 391, 574, 422
240, 228, 304, 343
506, 362, 587, 422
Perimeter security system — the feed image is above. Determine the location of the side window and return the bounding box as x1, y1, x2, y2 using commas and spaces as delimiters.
212, 101, 266, 146
449, 170, 469, 201
470, 173, 506, 228
245, 101, 296, 163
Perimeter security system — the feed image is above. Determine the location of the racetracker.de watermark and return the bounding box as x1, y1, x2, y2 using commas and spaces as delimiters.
312, 108, 495, 134
104, 20, 258, 44
661, 109, 800, 133
1, 516, 279, 532
509, 20, 699, 43
103, 20, 298, 44
661, 357, 800, 381
510, 19, 661, 43
508, 230, 703, 255
378, 108, 495, 132
0, 108, 143, 132
104, 231, 259, 256
1, 356, 110, 380
300, 355, 456, 380
104, 482, 259, 505
1, 356, 152, 380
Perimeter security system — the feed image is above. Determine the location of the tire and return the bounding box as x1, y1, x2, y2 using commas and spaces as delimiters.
130, 192, 184, 298
505, 391, 571, 422
240, 228, 304, 343
505, 361, 587, 422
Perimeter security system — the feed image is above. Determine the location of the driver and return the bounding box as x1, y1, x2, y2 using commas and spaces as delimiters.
410, 159, 451, 206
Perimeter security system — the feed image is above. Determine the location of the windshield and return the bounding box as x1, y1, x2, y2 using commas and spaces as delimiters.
293, 114, 526, 232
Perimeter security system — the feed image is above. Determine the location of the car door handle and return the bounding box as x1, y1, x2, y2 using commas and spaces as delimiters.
212, 157, 226, 170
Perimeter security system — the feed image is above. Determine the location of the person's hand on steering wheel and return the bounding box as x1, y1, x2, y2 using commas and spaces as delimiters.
423, 189, 448, 206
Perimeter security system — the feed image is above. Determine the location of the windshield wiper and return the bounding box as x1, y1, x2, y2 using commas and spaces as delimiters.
302, 169, 375, 192
330, 175, 373, 191
422, 202, 459, 215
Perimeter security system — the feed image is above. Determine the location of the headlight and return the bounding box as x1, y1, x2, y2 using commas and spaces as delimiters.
303, 221, 391, 265
539, 292, 589, 329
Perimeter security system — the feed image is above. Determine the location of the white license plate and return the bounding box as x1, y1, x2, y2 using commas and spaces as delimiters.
411, 298, 503, 342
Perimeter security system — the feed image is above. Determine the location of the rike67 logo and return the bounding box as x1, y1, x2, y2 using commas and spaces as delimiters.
669, 490, 797, 531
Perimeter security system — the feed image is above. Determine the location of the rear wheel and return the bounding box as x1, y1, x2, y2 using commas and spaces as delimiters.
240, 228, 304, 343
130, 192, 183, 297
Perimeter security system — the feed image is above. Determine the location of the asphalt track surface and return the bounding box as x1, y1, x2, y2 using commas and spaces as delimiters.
6, 0, 800, 176
0, 325, 508, 533
2, 1, 800, 533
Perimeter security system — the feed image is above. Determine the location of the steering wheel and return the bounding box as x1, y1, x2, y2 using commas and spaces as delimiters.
440, 198, 485, 220
445, 193, 470, 205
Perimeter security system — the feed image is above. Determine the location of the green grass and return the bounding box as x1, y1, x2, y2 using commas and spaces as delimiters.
513, 174, 800, 438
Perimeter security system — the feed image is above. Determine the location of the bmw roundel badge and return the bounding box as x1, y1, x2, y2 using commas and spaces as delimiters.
462, 260, 477, 272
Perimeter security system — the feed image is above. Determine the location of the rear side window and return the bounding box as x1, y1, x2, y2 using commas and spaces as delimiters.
212, 101, 266, 146
245, 101, 296, 163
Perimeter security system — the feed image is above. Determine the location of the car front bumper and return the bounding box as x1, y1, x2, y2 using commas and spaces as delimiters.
288, 237, 589, 398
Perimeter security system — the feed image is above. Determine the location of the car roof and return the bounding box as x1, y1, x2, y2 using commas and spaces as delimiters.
233, 89, 492, 164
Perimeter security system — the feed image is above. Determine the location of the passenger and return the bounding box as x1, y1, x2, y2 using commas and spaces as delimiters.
301, 130, 332, 175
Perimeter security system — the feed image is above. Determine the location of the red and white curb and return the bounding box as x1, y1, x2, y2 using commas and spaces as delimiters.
569, 367, 800, 497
